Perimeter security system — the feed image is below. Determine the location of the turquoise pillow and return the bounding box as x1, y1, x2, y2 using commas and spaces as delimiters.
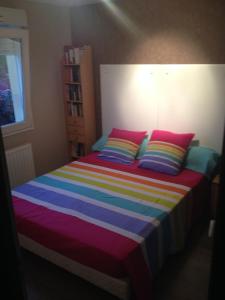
136, 136, 149, 159
184, 146, 220, 178
92, 135, 108, 152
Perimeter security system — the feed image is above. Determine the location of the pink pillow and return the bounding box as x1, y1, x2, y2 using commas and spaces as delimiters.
139, 130, 195, 175
98, 128, 147, 164
150, 130, 194, 148
109, 128, 147, 145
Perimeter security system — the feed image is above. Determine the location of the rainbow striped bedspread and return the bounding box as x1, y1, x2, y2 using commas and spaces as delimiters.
12, 160, 192, 300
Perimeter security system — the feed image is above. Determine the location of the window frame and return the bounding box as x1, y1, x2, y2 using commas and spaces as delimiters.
0, 27, 33, 136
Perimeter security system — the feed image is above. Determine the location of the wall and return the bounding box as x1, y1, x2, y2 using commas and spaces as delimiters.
101, 64, 225, 152
71, 0, 225, 136
0, 0, 72, 176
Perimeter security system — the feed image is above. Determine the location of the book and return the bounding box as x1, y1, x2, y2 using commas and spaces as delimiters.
72, 67, 80, 82
77, 86, 82, 101
65, 52, 69, 64
74, 47, 80, 64
69, 49, 74, 64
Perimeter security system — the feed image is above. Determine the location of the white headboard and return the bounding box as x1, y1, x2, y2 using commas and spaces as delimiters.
100, 64, 225, 153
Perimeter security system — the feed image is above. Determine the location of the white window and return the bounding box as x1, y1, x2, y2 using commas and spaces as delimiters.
0, 28, 33, 136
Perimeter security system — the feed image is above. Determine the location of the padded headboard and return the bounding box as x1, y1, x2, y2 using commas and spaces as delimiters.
100, 64, 225, 153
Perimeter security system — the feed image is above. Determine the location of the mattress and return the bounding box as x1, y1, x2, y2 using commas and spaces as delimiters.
12, 152, 206, 300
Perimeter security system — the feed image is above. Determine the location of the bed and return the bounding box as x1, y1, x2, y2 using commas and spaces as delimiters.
12, 151, 209, 300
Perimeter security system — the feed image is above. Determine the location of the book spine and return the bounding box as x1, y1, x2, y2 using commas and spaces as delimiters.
74, 47, 80, 64
65, 52, 69, 64
69, 48, 74, 64
73, 89, 77, 101
78, 86, 82, 101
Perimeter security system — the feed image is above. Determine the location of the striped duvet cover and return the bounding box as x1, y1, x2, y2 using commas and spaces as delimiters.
12, 157, 201, 300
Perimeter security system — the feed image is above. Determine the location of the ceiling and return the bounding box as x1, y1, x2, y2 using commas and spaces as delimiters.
27, 0, 103, 6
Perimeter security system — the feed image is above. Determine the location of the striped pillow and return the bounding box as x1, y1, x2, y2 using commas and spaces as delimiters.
139, 130, 194, 175
98, 128, 147, 164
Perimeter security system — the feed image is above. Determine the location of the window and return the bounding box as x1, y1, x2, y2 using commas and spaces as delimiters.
0, 28, 33, 136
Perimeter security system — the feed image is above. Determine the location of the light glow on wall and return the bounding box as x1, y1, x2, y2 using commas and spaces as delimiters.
101, 0, 142, 37
101, 64, 225, 153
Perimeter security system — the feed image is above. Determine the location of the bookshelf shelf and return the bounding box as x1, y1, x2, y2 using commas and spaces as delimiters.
62, 45, 96, 161
64, 64, 80, 67
65, 82, 81, 85
66, 100, 83, 103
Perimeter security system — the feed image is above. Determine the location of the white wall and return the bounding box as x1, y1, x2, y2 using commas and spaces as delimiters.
100, 64, 225, 153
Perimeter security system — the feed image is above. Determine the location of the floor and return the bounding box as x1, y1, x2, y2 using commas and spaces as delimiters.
22, 226, 212, 300
154, 226, 212, 300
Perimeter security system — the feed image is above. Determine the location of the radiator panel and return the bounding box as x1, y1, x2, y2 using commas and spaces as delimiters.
6, 143, 35, 188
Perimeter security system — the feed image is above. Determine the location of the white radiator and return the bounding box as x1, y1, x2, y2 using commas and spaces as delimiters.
6, 143, 36, 188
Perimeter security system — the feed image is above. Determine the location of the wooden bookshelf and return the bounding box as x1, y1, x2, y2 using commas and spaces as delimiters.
62, 45, 96, 160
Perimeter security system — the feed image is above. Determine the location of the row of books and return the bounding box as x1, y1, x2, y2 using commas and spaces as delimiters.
72, 143, 85, 158
64, 46, 81, 65
67, 85, 82, 102
64, 67, 80, 82
68, 102, 83, 117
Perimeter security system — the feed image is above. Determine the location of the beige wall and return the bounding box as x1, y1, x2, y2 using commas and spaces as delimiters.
71, 0, 225, 136
0, 0, 71, 176
1, 0, 224, 174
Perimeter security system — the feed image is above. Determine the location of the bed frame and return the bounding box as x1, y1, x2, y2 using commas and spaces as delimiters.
19, 234, 130, 300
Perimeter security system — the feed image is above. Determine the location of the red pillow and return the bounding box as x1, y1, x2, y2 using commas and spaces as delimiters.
139, 130, 195, 175
150, 130, 194, 148
109, 128, 147, 145
98, 128, 147, 164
